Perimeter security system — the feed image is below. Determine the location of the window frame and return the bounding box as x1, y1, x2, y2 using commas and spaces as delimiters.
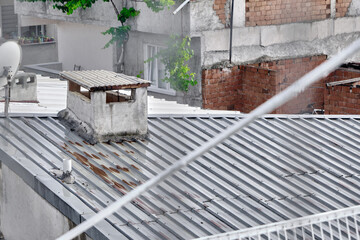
143, 44, 176, 96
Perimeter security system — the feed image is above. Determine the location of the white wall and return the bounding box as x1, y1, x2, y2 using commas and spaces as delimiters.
0, 164, 70, 240
57, 22, 114, 71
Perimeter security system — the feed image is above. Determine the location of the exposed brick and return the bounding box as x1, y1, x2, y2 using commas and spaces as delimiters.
245, 0, 331, 26
203, 55, 360, 115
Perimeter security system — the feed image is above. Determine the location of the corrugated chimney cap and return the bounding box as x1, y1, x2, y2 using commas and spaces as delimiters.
60, 70, 150, 91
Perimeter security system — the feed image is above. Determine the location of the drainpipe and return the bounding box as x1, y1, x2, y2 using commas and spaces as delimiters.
229, 0, 235, 63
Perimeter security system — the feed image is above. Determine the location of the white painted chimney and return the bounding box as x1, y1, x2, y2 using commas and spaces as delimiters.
58, 70, 150, 143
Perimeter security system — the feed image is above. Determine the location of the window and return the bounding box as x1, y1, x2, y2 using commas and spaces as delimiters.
144, 44, 176, 95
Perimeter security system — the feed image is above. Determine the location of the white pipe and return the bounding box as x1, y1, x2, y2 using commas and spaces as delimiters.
173, 0, 190, 15
63, 158, 72, 173
56, 38, 360, 240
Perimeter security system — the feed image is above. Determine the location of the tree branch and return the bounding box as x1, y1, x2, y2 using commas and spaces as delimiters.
109, 0, 120, 18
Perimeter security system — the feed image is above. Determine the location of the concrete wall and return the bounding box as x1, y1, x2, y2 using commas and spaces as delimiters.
21, 42, 58, 66
199, 16, 360, 67
0, 164, 73, 240
91, 88, 148, 137
67, 87, 148, 141
15, 0, 119, 26
0, 0, 17, 37
133, 2, 189, 35
57, 22, 114, 71
348, 0, 360, 16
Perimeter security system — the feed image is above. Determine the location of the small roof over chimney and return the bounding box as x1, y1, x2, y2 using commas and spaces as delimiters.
60, 70, 150, 91
58, 70, 150, 144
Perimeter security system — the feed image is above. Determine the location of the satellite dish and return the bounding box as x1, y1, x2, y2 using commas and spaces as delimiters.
0, 41, 22, 87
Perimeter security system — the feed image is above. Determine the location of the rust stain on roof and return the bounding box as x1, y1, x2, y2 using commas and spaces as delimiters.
73, 152, 89, 166
116, 165, 129, 172
113, 152, 120, 157
98, 152, 108, 158
92, 154, 100, 159
112, 181, 126, 191
109, 167, 120, 173
89, 163, 111, 184
83, 151, 93, 158
75, 142, 83, 147
101, 164, 110, 171
131, 164, 140, 171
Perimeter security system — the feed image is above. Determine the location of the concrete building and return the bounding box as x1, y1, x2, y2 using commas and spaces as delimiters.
14, 0, 360, 112
0, 0, 57, 65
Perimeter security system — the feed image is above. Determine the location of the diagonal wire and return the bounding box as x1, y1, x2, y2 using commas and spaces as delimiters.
56, 38, 360, 240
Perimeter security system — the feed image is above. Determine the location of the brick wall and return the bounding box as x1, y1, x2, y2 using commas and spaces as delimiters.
202, 55, 328, 114
249, 55, 327, 113
202, 66, 242, 110
324, 68, 360, 114
245, 0, 331, 27
237, 66, 277, 113
336, 0, 352, 17
213, 0, 228, 25
202, 57, 360, 115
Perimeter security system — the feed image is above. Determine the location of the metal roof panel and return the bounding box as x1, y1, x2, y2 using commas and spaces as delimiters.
1, 115, 360, 239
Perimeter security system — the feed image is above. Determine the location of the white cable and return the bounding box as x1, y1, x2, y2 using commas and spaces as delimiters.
173, 0, 190, 15
56, 38, 360, 240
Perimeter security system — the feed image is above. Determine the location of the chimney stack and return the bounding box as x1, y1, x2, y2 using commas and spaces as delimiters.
58, 70, 150, 143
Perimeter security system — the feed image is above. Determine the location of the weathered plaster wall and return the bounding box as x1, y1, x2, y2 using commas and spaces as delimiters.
200, 16, 360, 67
0, 164, 71, 240
348, 0, 360, 16
21, 42, 58, 66
15, 0, 119, 26
66, 86, 148, 142
133, 2, 189, 35
57, 22, 114, 71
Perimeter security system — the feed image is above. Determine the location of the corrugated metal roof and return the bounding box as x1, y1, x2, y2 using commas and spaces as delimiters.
60, 70, 151, 91
0, 114, 359, 239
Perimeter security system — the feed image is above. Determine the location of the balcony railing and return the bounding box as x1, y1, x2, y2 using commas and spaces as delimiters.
195, 205, 360, 240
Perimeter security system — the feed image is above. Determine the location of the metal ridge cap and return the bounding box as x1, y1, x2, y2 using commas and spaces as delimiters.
0, 113, 58, 118
0, 113, 359, 120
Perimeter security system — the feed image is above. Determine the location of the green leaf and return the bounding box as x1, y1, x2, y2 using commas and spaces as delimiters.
145, 35, 197, 92
102, 25, 131, 48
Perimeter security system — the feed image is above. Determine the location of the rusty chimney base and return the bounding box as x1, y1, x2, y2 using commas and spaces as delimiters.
58, 108, 148, 144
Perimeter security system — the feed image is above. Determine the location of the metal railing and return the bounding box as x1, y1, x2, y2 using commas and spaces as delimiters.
194, 205, 360, 240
